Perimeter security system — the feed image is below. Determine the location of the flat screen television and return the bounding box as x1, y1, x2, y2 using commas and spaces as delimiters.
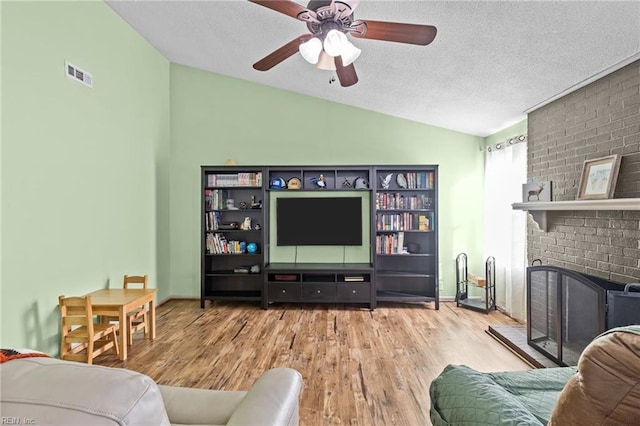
277, 197, 362, 246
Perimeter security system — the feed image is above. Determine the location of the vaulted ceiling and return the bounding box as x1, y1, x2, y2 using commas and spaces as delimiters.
106, 0, 640, 137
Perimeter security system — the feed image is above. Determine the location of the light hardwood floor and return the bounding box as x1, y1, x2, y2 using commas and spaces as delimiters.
99, 300, 530, 425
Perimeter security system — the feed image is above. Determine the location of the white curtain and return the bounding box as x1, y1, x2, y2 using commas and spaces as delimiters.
483, 142, 527, 321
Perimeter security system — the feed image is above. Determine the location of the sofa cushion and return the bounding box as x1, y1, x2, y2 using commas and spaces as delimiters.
159, 385, 246, 426
0, 357, 170, 425
549, 326, 640, 425
488, 366, 576, 424
429, 364, 548, 426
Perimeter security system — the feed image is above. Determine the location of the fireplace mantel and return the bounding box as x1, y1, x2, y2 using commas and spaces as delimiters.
512, 198, 640, 231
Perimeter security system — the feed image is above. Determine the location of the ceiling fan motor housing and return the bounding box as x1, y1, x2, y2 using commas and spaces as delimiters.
306, 0, 354, 36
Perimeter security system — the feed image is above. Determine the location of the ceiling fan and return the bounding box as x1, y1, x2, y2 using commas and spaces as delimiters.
249, 0, 437, 87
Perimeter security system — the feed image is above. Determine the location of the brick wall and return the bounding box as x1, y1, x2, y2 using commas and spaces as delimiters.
527, 59, 640, 283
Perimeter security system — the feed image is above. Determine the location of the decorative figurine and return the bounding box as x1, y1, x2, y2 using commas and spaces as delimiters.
396, 173, 408, 189
311, 174, 327, 188
380, 173, 393, 189
342, 177, 353, 188
250, 196, 262, 209
226, 198, 238, 210
239, 201, 248, 209
254, 224, 261, 231
240, 216, 252, 230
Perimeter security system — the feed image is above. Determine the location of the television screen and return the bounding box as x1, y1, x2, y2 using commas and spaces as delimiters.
277, 197, 362, 246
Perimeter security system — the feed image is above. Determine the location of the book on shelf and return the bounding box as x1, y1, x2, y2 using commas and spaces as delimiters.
205, 190, 214, 210
207, 172, 263, 187
418, 212, 434, 231
400, 171, 434, 190
205, 211, 221, 231
344, 276, 365, 282
377, 213, 416, 231
206, 233, 248, 254
375, 231, 405, 254
376, 193, 433, 210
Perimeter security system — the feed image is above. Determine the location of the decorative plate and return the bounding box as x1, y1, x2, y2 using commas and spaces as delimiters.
396, 173, 408, 188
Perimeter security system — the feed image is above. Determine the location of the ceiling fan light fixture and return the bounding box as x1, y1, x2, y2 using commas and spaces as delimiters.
299, 37, 323, 64
323, 29, 348, 57
340, 40, 361, 66
316, 50, 336, 71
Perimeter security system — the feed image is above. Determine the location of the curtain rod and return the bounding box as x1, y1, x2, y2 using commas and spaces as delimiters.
486, 134, 527, 152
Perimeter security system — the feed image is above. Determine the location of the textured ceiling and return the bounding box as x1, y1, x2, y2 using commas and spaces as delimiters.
105, 0, 640, 137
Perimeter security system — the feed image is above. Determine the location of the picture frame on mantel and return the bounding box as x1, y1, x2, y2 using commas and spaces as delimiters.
577, 154, 621, 200
522, 181, 552, 202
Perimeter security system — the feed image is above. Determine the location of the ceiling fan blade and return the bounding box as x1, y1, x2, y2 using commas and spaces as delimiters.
249, 0, 319, 23
335, 56, 358, 87
349, 20, 437, 45
253, 35, 312, 71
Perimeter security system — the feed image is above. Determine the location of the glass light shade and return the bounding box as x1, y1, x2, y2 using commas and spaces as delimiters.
299, 37, 322, 64
340, 40, 361, 66
316, 50, 336, 71
323, 29, 348, 57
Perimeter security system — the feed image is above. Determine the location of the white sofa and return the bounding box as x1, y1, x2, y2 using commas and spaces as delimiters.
0, 356, 303, 426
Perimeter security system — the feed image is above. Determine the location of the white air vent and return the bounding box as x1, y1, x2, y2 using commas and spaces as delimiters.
65, 61, 93, 88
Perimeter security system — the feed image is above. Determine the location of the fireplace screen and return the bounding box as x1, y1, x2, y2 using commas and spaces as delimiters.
527, 266, 624, 366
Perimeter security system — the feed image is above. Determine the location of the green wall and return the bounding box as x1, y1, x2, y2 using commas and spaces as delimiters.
0, 1, 170, 353
1, 2, 496, 354
170, 63, 486, 299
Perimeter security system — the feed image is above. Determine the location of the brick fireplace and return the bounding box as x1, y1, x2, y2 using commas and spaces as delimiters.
489, 60, 639, 367
527, 59, 640, 282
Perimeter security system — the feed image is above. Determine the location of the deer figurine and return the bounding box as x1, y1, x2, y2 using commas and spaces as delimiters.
527, 183, 545, 201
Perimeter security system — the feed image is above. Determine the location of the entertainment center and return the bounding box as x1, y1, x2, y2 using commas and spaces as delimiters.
201, 165, 439, 310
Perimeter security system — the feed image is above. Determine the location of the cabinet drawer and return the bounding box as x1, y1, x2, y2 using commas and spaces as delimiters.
302, 283, 337, 300
338, 283, 371, 301
268, 283, 301, 301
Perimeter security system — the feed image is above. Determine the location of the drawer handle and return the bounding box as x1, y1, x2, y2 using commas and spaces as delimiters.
317, 290, 321, 294
352, 290, 356, 294
281, 289, 286, 293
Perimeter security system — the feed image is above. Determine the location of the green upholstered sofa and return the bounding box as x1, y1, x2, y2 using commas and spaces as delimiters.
429, 326, 640, 425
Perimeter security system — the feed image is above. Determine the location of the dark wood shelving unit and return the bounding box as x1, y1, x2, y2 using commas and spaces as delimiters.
200, 166, 267, 308
201, 165, 439, 310
373, 166, 439, 309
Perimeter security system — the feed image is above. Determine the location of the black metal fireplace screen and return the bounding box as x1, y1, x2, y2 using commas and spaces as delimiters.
527, 265, 640, 366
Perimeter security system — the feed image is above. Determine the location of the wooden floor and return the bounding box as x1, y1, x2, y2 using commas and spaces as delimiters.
99, 300, 530, 426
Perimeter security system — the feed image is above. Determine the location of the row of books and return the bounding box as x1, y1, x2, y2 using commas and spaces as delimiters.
206, 233, 246, 254
376, 232, 406, 254
204, 189, 227, 211
376, 213, 434, 231
205, 211, 221, 231
394, 172, 434, 189
376, 193, 433, 210
206, 172, 262, 187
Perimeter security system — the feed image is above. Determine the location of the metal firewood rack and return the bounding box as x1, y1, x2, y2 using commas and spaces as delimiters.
455, 253, 496, 313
